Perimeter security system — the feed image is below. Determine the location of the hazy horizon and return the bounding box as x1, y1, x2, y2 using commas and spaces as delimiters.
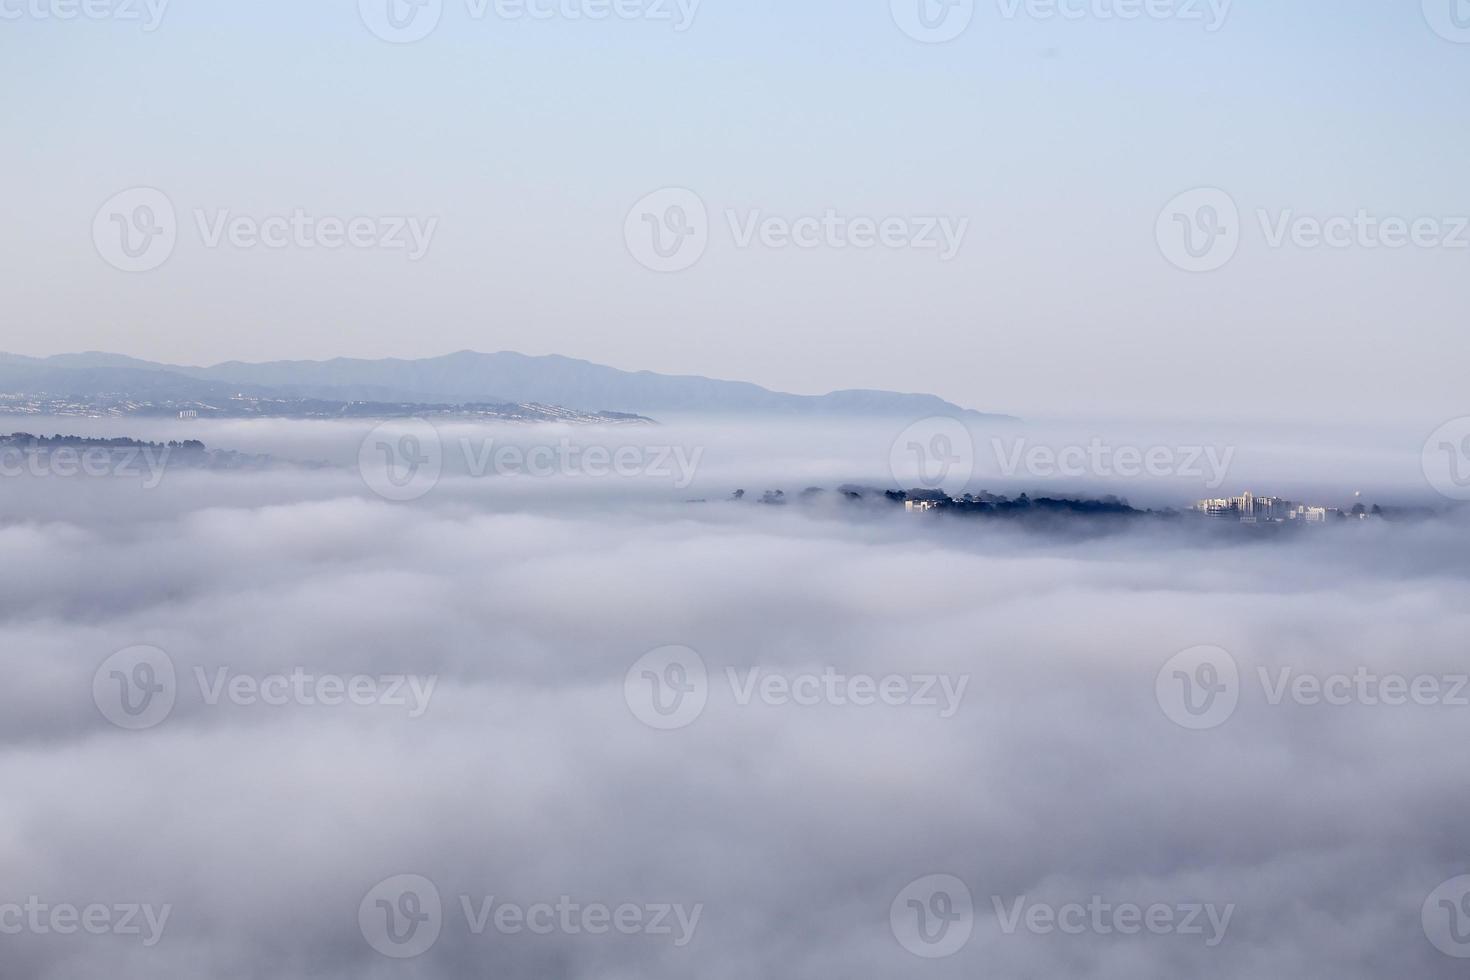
1, 346, 1463, 429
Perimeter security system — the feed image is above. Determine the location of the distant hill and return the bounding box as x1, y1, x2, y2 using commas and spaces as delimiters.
0, 351, 1010, 420
0, 358, 275, 402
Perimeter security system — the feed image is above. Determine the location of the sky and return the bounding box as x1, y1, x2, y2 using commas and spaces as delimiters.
2, 0, 1467, 422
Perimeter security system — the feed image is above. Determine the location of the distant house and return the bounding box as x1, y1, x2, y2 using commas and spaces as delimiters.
178, 410, 199, 420
1196, 492, 1340, 524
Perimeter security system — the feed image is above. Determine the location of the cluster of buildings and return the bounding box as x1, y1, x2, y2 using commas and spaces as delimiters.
1194, 491, 1334, 524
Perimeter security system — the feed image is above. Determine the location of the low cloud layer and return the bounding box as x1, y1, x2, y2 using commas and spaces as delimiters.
1, 418, 1468, 978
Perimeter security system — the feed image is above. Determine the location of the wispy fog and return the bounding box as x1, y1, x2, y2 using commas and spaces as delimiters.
1, 417, 1468, 978
0, 413, 1452, 510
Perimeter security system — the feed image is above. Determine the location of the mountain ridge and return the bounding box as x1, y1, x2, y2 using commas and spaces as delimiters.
0, 350, 1013, 420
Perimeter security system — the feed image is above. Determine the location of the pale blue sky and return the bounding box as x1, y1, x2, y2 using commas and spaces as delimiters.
2, 0, 1467, 421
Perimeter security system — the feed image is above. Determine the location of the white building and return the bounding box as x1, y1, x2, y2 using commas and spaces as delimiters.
1197, 492, 1337, 524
